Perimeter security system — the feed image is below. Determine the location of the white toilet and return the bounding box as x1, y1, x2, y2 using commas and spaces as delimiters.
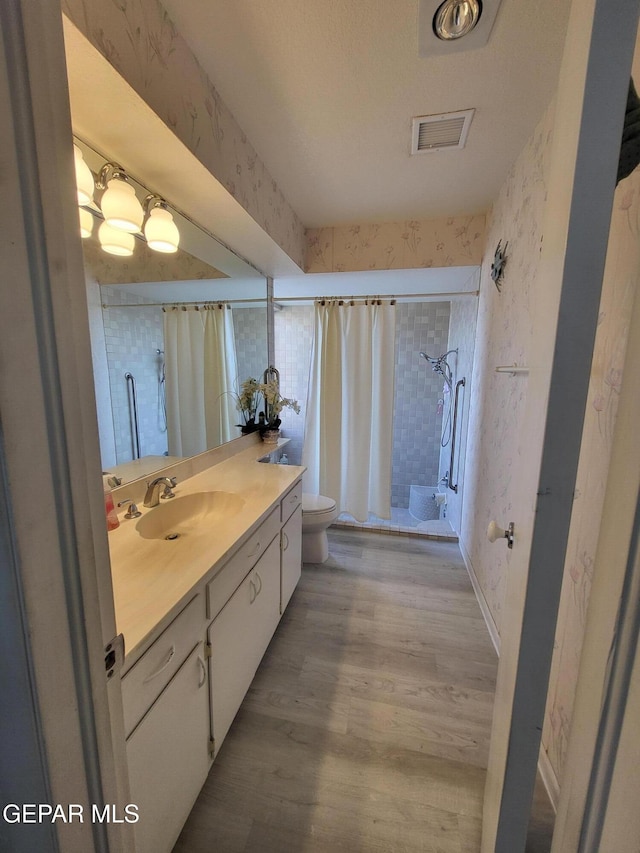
301, 493, 338, 563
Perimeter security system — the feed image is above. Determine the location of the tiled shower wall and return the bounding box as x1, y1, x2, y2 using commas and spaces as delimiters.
101, 287, 167, 464
274, 301, 450, 503
233, 306, 269, 394
274, 306, 314, 465
392, 302, 450, 507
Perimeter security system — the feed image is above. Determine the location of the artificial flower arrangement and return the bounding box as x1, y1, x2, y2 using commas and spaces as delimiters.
236, 377, 300, 436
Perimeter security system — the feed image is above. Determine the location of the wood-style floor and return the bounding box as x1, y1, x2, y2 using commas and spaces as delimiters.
174, 528, 553, 853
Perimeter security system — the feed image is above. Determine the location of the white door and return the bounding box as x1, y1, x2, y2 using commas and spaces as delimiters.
485, 1, 640, 850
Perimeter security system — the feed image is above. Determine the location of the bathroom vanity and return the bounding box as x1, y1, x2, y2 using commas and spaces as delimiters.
107, 441, 303, 853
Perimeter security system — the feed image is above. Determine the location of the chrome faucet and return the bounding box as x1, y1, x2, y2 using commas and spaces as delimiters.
143, 476, 177, 507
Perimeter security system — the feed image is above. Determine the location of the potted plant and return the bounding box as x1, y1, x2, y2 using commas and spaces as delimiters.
260, 379, 300, 442
235, 378, 300, 441
235, 377, 262, 434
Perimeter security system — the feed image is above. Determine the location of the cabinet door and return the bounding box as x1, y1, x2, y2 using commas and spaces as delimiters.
209, 535, 280, 754
127, 642, 210, 853
281, 504, 302, 613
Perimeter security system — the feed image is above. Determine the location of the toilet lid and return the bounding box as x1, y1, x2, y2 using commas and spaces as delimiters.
302, 493, 337, 514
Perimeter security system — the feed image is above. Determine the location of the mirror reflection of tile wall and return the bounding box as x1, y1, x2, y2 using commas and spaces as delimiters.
234, 307, 269, 392
101, 287, 166, 464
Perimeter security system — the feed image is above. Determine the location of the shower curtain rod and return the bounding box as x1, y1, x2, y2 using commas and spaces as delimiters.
101, 297, 260, 309
274, 289, 479, 303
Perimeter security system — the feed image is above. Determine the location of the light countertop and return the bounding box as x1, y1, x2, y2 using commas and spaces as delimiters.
107, 442, 304, 663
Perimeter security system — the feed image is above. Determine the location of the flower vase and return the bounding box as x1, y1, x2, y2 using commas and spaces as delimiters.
262, 429, 280, 445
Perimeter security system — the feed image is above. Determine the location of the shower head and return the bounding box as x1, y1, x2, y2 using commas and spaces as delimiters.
419, 349, 457, 391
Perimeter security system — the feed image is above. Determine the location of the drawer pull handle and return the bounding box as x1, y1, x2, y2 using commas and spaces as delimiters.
197, 655, 207, 688
143, 645, 175, 683
282, 531, 289, 551
290, 494, 298, 503
247, 541, 261, 558
255, 571, 262, 597
249, 578, 257, 604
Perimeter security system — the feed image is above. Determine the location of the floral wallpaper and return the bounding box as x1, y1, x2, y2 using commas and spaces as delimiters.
461, 86, 640, 793
305, 214, 485, 273
462, 103, 554, 634
82, 235, 227, 284
541, 161, 640, 785
62, 0, 305, 268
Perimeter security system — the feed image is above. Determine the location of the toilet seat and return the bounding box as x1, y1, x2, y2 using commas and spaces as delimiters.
302, 493, 337, 516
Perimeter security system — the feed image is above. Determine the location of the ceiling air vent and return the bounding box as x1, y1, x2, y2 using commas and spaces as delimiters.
411, 109, 475, 154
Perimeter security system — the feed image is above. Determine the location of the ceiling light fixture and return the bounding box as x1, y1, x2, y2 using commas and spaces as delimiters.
97, 163, 144, 233
433, 0, 482, 40
143, 196, 180, 253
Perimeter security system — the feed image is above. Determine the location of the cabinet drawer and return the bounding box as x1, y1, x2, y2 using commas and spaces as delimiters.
122, 595, 202, 738
206, 506, 280, 621
281, 480, 302, 523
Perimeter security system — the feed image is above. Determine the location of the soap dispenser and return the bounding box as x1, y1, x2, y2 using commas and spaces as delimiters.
102, 474, 120, 531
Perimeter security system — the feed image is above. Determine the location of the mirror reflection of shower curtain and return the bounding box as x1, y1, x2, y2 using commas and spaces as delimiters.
163, 305, 239, 457
303, 299, 396, 522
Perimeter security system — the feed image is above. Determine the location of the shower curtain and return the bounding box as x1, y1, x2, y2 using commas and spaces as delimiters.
164, 304, 238, 457
303, 299, 396, 522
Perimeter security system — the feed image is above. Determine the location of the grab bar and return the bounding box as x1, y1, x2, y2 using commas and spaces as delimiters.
125, 372, 141, 460
448, 377, 466, 493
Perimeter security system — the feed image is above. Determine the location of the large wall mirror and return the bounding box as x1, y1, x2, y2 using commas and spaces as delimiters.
79, 138, 269, 485
64, 20, 272, 486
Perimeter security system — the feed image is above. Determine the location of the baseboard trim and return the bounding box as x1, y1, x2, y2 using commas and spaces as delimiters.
458, 536, 560, 813
537, 745, 560, 813
458, 536, 500, 656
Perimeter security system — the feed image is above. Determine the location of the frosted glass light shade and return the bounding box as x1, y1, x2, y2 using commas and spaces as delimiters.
73, 144, 94, 205
79, 207, 94, 238
99, 221, 135, 256
144, 207, 180, 253
101, 178, 143, 233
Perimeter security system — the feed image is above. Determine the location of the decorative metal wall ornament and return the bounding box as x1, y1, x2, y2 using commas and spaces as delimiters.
491, 240, 508, 291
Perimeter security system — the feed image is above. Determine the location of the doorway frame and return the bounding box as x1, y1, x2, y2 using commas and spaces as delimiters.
0, 1, 131, 851
484, 0, 640, 850
2, 0, 640, 851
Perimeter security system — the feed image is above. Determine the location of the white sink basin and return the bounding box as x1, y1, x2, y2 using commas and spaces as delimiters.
135, 491, 245, 541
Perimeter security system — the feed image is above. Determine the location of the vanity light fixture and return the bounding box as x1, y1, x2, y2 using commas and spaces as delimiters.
433, 0, 482, 40
98, 220, 135, 256
73, 144, 95, 205
96, 163, 144, 233
72, 141, 181, 255
143, 195, 180, 253
79, 207, 94, 239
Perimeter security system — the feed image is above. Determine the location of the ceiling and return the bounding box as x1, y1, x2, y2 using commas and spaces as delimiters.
160, 0, 571, 228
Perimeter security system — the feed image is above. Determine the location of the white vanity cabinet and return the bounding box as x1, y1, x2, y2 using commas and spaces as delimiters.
208, 534, 281, 753
117, 467, 304, 847
125, 640, 210, 853
281, 504, 302, 613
